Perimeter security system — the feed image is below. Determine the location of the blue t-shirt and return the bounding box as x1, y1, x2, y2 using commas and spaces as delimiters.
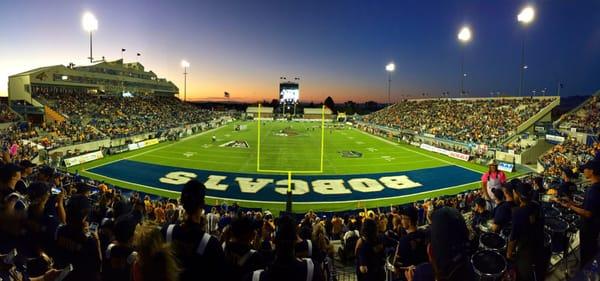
493, 201, 514, 230
582, 183, 600, 235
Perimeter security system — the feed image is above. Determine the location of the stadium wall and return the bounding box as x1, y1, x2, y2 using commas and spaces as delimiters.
518, 140, 554, 165
8, 75, 41, 106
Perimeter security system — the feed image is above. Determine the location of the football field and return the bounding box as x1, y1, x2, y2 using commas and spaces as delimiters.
72, 121, 502, 213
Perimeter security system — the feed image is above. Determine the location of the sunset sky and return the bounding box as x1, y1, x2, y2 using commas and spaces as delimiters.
0, 0, 599, 103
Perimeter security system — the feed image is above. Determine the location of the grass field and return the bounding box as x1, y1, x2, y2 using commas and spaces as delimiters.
71, 120, 522, 213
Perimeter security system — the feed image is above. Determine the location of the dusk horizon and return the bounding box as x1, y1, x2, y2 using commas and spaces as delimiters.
1, 0, 599, 103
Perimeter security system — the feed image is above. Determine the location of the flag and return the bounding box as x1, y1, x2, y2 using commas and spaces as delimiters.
224, 92, 230, 98
121, 48, 126, 52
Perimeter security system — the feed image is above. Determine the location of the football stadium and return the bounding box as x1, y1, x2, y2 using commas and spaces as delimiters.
1, 1, 600, 281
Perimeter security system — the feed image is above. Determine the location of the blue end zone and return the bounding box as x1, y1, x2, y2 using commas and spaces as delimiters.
88, 159, 482, 203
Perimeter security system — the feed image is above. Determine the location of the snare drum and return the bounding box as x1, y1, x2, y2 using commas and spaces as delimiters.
471, 250, 507, 281
479, 232, 506, 252
545, 217, 569, 253
564, 213, 581, 232
543, 205, 561, 219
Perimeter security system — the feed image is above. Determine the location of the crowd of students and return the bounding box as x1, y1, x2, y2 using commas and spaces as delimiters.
33, 92, 224, 139
0, 94, 230, 154
560, 95, 600, 134
363, 98, 551, 147
0, 156, 485, 281
539, 137, 600, 179
7, 152, 600, 281
0, 104, 19, 123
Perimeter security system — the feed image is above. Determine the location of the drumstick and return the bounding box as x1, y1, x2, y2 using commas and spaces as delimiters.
392, 241, 400, 265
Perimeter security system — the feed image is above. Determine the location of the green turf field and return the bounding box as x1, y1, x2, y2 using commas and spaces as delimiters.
72, 121, 523, 212
78, 121, 485, 175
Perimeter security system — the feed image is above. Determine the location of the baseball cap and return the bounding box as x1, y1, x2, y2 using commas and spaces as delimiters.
514, 182, 533, 201
19, 160, 37, 169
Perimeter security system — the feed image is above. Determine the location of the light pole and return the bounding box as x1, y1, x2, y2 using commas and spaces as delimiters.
517, 6, 535, 96
82, 12, 98, 63
385, 62, 395, 104
457, 26, 472, 96
181, 60, 190, 102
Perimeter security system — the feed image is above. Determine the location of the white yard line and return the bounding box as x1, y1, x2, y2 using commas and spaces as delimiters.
354, 129, 483, 174
83, 125, 228, 171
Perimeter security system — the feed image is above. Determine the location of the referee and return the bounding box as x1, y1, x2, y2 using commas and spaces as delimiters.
559, 159, 600, 266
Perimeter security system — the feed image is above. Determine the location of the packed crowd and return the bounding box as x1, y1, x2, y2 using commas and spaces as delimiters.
34, 92, 223, 138
1, 93, 229, 151
364, 98, 551, 147
539, 137, 600, 178
6, 149, 592, 281
560, 95, 600, 134
0, 104, 20, 123
1, 124, 39, 163
0, 156, 487, 281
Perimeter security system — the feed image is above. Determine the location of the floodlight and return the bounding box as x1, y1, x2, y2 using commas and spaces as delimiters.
82, 12, 98, 32
385, 63, 395, 72
457, 26, 472, 43
518, 6, 535, 24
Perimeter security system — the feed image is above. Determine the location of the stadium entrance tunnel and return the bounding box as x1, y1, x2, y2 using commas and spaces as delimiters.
88, 160, 482, 212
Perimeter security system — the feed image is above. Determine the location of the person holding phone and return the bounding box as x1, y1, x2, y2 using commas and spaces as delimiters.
54, 194, 102, 281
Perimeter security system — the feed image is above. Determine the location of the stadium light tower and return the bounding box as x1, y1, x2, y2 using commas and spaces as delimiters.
385, 62, 395, 104
457, 26, 472, 96
82, 12, 98, 63
181, 60, 190, 102
517, 5, 535, 97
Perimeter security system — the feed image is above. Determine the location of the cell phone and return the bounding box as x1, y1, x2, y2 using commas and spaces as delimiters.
51, 187, 62, 195
89, 222, 99, 233
54, 264, 73, 281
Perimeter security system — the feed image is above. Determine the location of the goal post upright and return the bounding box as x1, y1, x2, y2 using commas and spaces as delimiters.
255, 103, 326, 213
256, 103, 261, 171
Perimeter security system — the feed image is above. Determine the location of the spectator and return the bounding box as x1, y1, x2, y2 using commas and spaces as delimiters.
490, 187, 512, 233
132, 223, 179, 281
247, 215, 323, 281
395, 206, 428, 269
507, 182, 547, 280
481, 160, 507, 204
161, 179, 225, 281
356, 219, 385, 281
406, 207, 473, 281
102, 214, 138, 281
15, 160, 36, 194
54, 194, 102, 281
223, 215, 266, 281
22, 182, 60, 258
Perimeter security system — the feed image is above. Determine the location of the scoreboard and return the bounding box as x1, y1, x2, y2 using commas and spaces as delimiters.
279, 82, 299, 104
